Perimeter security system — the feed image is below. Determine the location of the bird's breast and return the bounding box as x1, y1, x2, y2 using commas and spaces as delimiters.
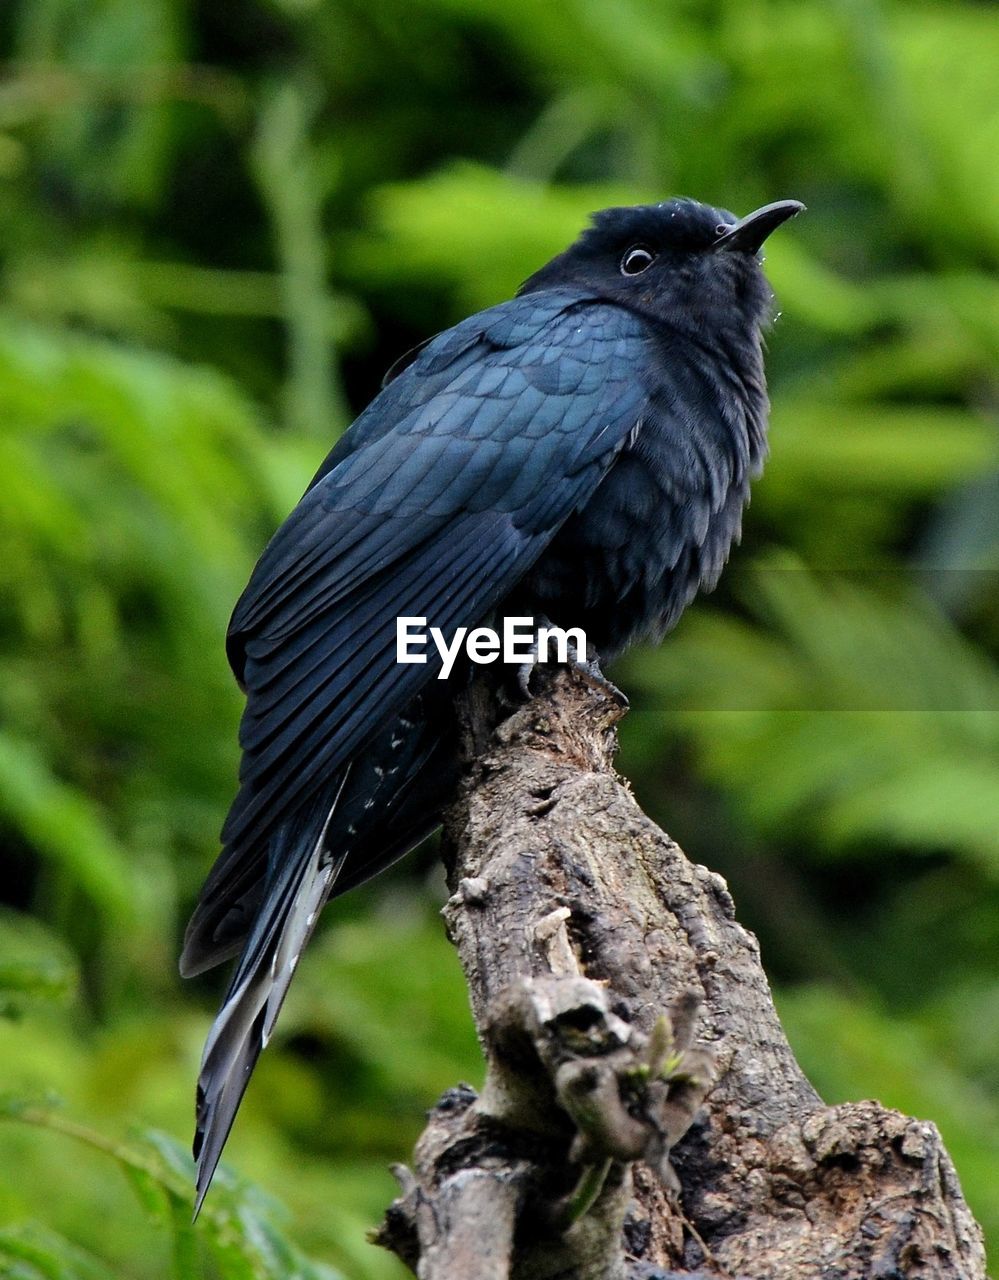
516, 338, 765, 659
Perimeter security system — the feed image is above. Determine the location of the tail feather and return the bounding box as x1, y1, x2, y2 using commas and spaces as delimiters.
179, 846, 267, 978
192, 775, 349, 1216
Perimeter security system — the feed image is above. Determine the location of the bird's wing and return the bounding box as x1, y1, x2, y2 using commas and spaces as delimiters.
221, 290, 651, 855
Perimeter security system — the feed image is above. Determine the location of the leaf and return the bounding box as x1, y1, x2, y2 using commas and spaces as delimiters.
346, 163, 646, 313
0, 1112, 347, 1280
0, 734, 136, 923
0, 911, 78, 1015
0, 1225, 118, 1280
763, 402, 996, 501
622, 564, 999, 874
14, 0, 183, 207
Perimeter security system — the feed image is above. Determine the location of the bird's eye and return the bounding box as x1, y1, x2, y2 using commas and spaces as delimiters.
620, 245, 656, 276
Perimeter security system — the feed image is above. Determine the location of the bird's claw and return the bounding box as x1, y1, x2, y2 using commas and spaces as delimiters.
570, 651, 629, 709
506, 622, 628, 708
516, 657, 537, 700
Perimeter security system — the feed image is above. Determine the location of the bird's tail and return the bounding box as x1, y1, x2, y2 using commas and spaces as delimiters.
191, 774, 349, 1216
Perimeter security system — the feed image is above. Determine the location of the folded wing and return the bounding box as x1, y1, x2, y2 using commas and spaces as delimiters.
222, 290, 653, 855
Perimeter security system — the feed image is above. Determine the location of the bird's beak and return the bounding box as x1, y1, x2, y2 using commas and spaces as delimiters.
713, 200, 805, 254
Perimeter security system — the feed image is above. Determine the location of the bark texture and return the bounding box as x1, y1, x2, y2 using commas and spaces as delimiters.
375, 666, 987, 1280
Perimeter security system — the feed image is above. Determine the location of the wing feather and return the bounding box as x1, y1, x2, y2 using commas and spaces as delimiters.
221, 289, 652, 869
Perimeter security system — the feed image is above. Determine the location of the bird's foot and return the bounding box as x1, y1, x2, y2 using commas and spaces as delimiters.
569, 649, 629, 709
506, 619, 628, 709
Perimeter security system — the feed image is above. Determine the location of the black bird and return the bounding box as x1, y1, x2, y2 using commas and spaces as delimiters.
181, 195, 803, 1210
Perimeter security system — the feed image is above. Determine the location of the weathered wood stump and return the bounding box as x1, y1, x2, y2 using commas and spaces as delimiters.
375, 666, 986, 1280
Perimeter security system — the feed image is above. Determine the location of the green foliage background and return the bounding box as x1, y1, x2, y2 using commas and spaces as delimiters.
1, 1, 997, 1275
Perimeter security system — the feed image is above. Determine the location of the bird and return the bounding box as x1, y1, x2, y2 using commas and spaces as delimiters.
181, 194, 804, 1212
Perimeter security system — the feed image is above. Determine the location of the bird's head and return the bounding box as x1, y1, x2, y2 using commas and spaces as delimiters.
519, 196, 804, 336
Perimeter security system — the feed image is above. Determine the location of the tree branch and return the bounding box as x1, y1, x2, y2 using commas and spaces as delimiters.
374, 666, 987, 1279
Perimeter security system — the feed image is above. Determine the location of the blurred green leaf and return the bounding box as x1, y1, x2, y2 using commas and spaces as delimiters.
0, 910, 78, 1015
0, 1223, 119, 1280
623, 566, 999, 878
0, 1109, 347, 1280
347, 163, 645, 313
0, 734, 137, 924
